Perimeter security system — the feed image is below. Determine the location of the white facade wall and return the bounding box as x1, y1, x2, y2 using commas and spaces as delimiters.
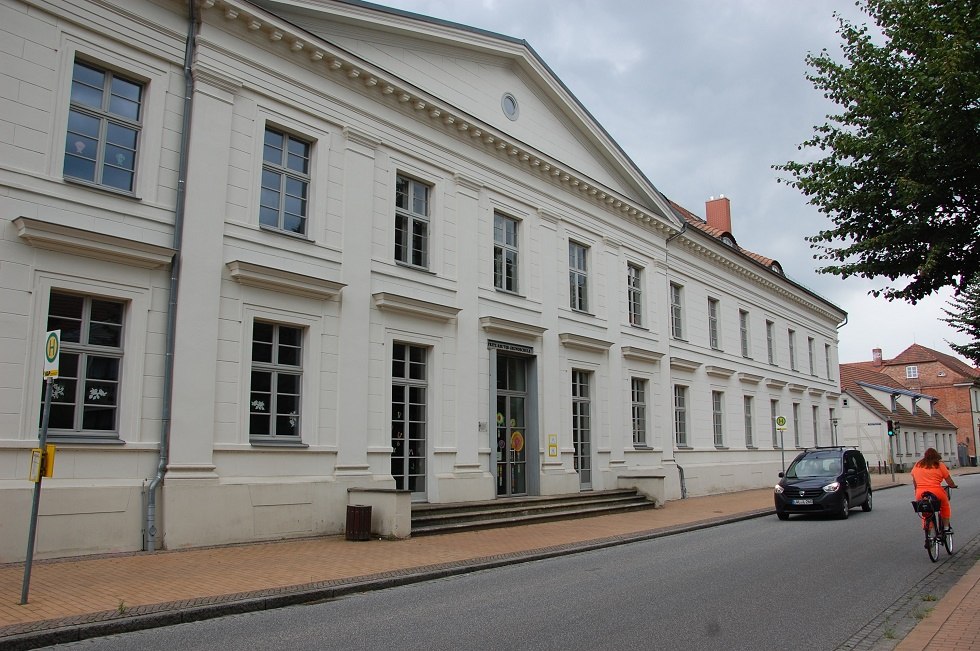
0, 0, 845, 561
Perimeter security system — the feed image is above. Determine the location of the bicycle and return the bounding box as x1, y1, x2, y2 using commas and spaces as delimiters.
911, 486, 954, 562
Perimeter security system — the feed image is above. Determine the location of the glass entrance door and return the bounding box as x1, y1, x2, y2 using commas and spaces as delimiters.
496, 355, 527, 496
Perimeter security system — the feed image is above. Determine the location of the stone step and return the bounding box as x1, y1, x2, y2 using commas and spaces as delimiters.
411, 489, 655, 536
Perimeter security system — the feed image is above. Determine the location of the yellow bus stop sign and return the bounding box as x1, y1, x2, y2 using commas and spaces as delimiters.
43, 330, 60, 379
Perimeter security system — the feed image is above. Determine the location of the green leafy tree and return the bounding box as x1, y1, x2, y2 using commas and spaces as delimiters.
775, 0, 980, 303
943, 278, 980, 365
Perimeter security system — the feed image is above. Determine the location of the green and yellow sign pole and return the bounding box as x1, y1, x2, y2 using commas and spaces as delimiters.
21, 330, 60, 604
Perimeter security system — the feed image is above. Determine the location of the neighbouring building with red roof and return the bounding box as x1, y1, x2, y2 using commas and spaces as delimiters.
839, 364, 957, 471
863, 345, 980, 465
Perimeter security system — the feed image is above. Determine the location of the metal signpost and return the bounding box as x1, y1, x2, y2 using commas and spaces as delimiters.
776, 416, 788, 473
21, 330, 60, 605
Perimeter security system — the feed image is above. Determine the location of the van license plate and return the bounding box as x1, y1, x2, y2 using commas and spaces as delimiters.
792, 499, 813, 505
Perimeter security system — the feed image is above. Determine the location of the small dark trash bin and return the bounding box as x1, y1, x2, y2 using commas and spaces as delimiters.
345, 504, 372, 541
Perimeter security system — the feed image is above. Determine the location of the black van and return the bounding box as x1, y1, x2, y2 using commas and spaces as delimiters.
774, 447, 872, 520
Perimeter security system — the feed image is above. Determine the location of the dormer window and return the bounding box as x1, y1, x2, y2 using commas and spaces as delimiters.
770, 262, 783, 275
721, 235, 735, 247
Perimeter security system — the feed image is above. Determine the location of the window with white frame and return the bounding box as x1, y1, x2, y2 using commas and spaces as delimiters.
712, 390, 725, 446
249, 321, 303, 440
395, 174, 431, 268
793, 403, 801, 447
744, 396, 754, 447
807, 337, 815, 375
906, 365, 919, 379
260, 126, 311, 235
64, 59, 143, 192
739, 310, 750, 357
670, 283, 684, 339
788, 329, 797, 371
391, 343, 427, 493
571, 370, 592, 485
812, 405, 819, 446
627, 263, 643, 327
493, 213, 519, 293
771, 399, 780, 447
569, 241, 589, 312
708, 298, 721, 349
766, 320, 776, 364
674, 385, 688, 447
42, 291, 125, 437
825, 343, 832, 379
631, 377, 647, 447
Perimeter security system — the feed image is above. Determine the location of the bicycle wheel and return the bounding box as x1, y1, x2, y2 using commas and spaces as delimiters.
927, 518, 941, 562
944, 528, 955, 555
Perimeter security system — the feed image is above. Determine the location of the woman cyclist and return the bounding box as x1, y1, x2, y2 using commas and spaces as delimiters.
911, 447, 957, 535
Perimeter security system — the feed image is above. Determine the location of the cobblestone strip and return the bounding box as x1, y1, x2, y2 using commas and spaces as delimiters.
836, 533, 980, 651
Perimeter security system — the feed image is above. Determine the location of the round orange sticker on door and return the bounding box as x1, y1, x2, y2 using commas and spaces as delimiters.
511, 431, 524, 453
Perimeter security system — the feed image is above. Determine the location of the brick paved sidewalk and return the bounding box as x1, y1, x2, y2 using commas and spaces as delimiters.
1, 471, 976, 650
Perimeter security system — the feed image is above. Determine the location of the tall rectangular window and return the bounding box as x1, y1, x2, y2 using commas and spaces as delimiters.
825, 344, 832, 380
493, 213, 519, 293
569, 241, 589, 312
627, 263, 643, 327
712, 390, 725, 446
812, 405, 820, 446
631, 377, 647, 447
708, 298, 720, 349
395, 174, 430, 268
771, 399, 780, 447
674, 385, 688, 446
261, 127, 311, 235
250, 322, 303, 440
670, 283, 684, 339
571, 370, 592, 485
744, 396, 754, 447
793, 403, 801, 448
830, 407, 837, 445
64, 60, 143, 192
739, 310, 750, 357
807, 337, 815, 375
766, 320, 776, 364
391, 343, 427, 493
788, 329, 797, 371
43, 291, 125, 436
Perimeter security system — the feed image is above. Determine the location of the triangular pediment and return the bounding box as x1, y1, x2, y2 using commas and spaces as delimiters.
250, 0, 673, 220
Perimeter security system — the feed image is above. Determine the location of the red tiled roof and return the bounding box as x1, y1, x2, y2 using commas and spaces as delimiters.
668, 200, 778, 269
839, 363, 956, 430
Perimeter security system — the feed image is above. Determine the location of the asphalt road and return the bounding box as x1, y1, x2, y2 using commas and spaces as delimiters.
48, 476, 980, 651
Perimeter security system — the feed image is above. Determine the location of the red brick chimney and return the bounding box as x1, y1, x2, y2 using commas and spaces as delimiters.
706, 196, 732, 233
872, 348, 883, 367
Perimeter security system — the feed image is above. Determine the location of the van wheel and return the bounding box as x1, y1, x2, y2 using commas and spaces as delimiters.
838, 496, 850, 520
777, 511, 789, 521
862, 488, 873, 512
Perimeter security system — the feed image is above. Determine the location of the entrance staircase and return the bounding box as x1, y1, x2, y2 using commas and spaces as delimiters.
411, 488, 655, 536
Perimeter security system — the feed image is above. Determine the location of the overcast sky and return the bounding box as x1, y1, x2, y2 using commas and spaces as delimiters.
372, 0, 970, 364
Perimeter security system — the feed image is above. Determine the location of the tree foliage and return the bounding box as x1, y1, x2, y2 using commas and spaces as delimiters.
775, 0, 980, 303
943, 278, 980, 365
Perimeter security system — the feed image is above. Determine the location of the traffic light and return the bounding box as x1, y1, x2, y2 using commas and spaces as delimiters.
887, 420, 895, 437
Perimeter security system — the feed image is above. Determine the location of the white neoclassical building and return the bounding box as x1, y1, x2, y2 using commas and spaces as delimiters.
0, 0, 845, 561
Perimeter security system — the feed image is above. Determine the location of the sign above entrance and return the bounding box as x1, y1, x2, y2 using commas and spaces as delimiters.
488, 340, 534, 355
